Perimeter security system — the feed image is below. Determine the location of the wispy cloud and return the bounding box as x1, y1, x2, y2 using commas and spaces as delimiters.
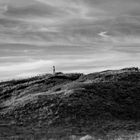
98, 31, 110, 38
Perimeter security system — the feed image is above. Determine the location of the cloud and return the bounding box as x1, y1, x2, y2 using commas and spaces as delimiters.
0, 17, 22, 27
4, 3, 69, 18
0, 0, 37, 7
98, 31, 110, 38
0, 60, 54, 72
0, 0, 140, 80
0, 5, 8, 14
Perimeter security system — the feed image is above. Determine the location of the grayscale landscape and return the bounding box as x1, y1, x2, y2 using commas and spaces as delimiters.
0, 0, 140, 139
0, 67, 140, 139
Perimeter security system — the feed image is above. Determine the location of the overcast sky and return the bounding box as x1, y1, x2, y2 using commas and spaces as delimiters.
0, 0, 140, 80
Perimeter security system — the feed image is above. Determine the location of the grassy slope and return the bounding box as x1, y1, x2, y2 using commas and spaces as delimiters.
0, 67, 140, 137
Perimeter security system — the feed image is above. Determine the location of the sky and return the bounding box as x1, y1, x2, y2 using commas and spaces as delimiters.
0, 0, 140, 80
